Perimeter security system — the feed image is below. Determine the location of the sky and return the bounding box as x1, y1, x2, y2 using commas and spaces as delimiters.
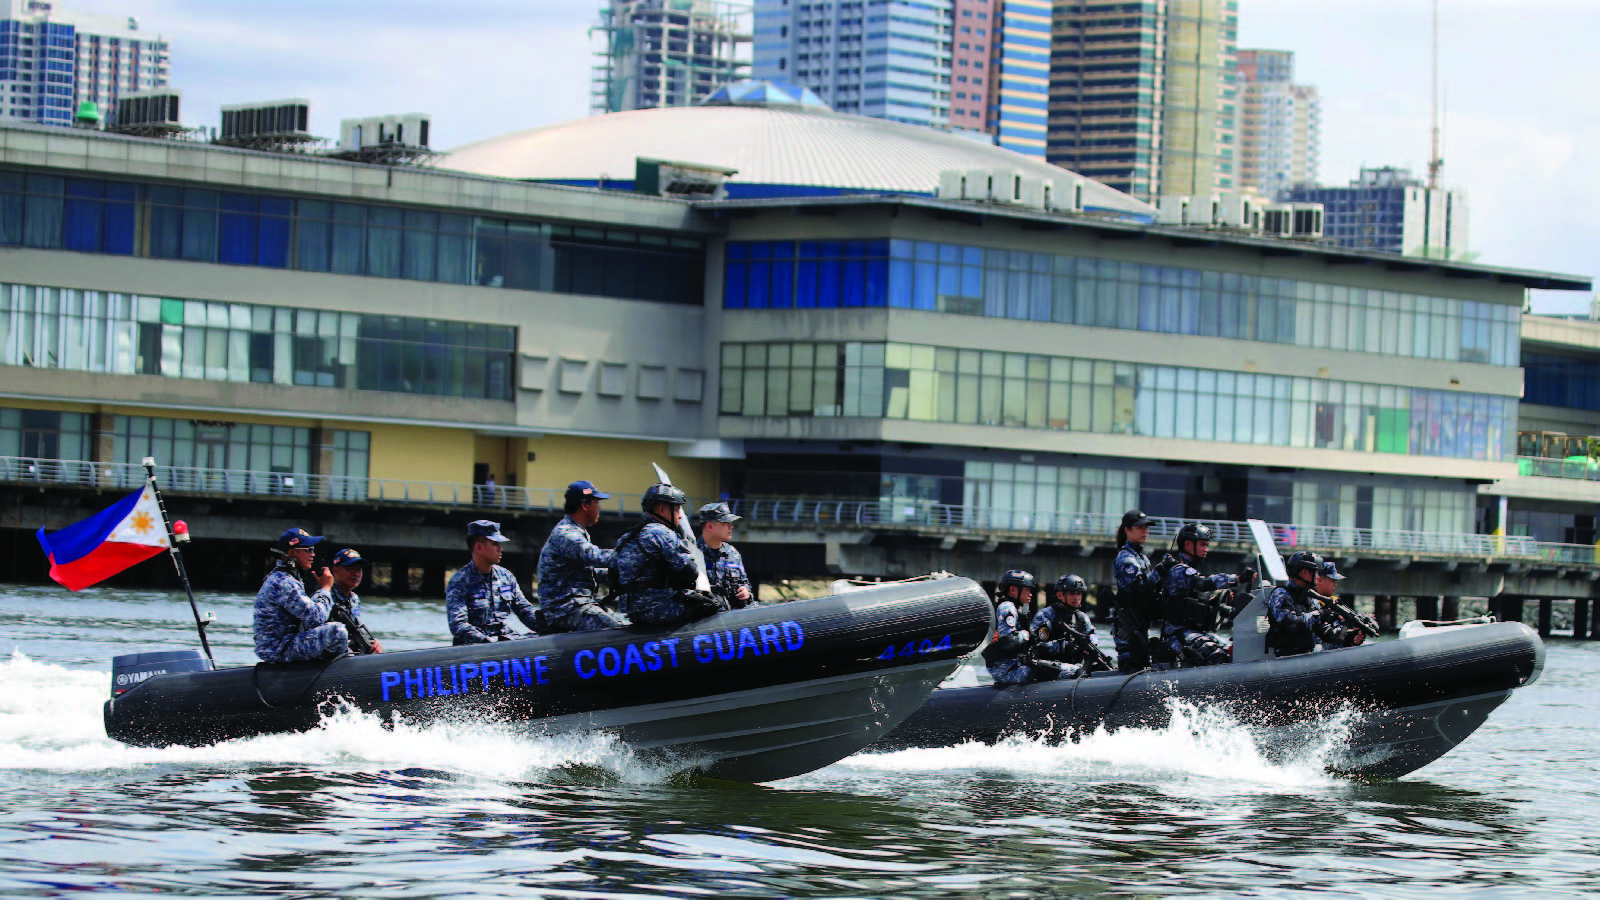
77, 0, 1599, 312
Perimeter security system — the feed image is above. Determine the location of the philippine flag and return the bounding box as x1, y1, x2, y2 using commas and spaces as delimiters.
36, 485, 171, 591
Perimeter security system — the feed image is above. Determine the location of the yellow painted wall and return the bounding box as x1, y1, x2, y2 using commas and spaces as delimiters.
366, 423, 476, 486
521, 435, 720, 504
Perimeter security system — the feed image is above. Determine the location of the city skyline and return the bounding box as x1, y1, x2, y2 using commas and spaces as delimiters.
35, 0, 1597, 311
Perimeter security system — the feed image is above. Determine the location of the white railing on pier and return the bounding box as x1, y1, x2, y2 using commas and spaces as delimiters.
4, 455, 1596, 565
1517, 456, 1600, 482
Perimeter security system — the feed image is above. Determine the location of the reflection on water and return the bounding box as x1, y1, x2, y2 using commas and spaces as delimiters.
0, 584, 1597, 897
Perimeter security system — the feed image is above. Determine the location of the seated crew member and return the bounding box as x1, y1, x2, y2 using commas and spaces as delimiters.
1033, 574, 1109, 673
446, 520, 540, 645
538, 480, 628, 633
613, 483, 727, 626
328, 548, 382, 654
1159, 523, 1246, 667
983, 569, 1077, 685
1313, 559, 1374, 650
1112, 510, 1161, 673
1265, 551, 1328, 657
254, 527, 348, 664
697, 502, 754, 610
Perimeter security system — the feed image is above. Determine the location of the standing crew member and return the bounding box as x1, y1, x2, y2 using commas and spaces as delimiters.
1033, 574, 1108, 673
983, 569, 1075, 685
613, 483, 727, 626
254, 527, 348, 663
697, 501, 754, 609
327, 548, 383, 655
1159, 523, 1246, 666
1111, 510, 1160, 672
446, 520, 540, 644
538, 481, 627, 632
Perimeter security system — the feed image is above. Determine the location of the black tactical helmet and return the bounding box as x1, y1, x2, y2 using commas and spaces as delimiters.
1285, 551, 1325, 581
641, 483, 689, 512
997, 569, 1038, 598
1054, 574, 1088, 598
1176, 522, 1214, 548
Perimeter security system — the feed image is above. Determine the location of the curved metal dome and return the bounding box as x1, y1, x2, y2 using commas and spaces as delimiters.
444, 94, 1155, 218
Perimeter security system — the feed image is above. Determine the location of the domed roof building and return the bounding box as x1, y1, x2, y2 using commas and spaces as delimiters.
444, 80, 1155, 220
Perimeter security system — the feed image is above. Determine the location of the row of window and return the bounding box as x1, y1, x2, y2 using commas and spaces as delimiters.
724, 238, 1520, 366
1523, 352, 1600, 412
0, 170, 707, 306
0, 406, 371, 500
1, 282, 516, 400
719, 341, 1516, 462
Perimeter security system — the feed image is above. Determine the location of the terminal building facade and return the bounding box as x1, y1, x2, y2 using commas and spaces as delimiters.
1, 85, 1592, 609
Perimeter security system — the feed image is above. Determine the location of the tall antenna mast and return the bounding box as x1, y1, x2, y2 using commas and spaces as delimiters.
1427, 0, 1443, 189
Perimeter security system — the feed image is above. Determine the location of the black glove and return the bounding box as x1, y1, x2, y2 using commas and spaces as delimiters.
1317, 621, 1348, 646
1240, 568, 1258, 587
684, 590, 729, 618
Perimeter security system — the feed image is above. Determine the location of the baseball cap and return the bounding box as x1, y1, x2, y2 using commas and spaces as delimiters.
330, 548, 366, 568
565, 480, 611, 501
696, 501, 741, 524
1121, 510, 1154, 528
467, 519, 510, 542
277, 527, 323, 551
1319, 560, 1347, 581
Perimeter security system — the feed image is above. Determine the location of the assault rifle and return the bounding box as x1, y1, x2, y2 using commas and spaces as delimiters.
330, 595, 382, 655
1061, 626, 1115, 673
1312, 590, 1380, 640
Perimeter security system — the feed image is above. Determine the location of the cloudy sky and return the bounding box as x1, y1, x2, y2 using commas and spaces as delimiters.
92, 0, 1597, 311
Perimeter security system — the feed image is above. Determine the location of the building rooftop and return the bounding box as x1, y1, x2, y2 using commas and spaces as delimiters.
443, 84, 1156, 218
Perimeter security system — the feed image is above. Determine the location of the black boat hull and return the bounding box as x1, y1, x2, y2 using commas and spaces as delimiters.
872, 622, 1544, 778
105, 578, 995, 783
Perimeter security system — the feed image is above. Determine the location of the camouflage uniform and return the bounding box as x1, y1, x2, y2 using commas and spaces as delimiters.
1031, 604, 1096, 668
1264, 582, 1321, 657
698, 536, 754, 609
1160, 553, 1236, 666
983, 600, 1076, 685
538, 515, 627, 632
614, 517, 724, 626
1112, 541, 1160, 672
446, 562, 540, 645
254, 561, 348, 663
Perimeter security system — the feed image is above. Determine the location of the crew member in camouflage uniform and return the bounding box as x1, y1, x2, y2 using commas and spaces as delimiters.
446, 520, 540, 645
696, 501, 754, 609
1159, 523, 1246, 666
1111, 510, 1161, 672
329, 547, 382, 654
1032, 574, 1104, 672
537, 480, 628, 632
254, 527, 348, 664
982, 570, 1075, 685
613, 483, 726, 626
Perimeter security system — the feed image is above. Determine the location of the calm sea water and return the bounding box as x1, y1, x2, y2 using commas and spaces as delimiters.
1, 583, 1595, 898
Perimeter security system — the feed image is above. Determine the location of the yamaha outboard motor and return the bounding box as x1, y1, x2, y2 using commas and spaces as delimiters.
110, 650, 211, 697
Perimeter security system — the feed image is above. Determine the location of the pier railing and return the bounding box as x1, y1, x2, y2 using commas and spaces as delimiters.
5, 455, 1595, 565
1517, 456, 1600, 482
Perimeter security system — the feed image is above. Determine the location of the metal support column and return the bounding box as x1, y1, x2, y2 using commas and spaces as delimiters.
1574, 597, 1589, 641
1416, 595, 1440, 621
1442, 596, 1460, 620
1538, 598, 1554, 638
1500, 595, 1524, 626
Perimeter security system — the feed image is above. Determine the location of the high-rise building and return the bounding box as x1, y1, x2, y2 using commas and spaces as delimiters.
1047, 0, 1236, 201
1285, 165, 1469, 257
0, 0, 170, 127
591, 0, 750, 114
1237, 48, 1319, 200
753, 0, 1047, 157
981, 0, 1049, 158
754, 0, 951, 129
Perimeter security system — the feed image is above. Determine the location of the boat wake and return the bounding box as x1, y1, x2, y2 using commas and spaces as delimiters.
829, 698, 1356, 789
0, 651, 672, 783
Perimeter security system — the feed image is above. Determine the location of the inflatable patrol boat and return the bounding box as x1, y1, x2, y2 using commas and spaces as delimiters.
104, 577, 994, 783
872, 521, 1546, 779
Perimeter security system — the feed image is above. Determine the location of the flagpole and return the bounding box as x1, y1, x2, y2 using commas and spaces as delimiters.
141, 457, 215, 669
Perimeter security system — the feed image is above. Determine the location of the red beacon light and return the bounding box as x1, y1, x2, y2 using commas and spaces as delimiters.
173, 520, 191, 543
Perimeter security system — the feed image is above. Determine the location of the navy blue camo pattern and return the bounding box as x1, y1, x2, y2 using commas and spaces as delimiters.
614, 519, 707, 626
537, 515, 626, 632
987, 600, 1076, 685
1264, 583, 1321, 657
1161, 556, 1235, 666
446, 563, 540, 644
254, 562, 348, 663
699, 537, 754, 609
